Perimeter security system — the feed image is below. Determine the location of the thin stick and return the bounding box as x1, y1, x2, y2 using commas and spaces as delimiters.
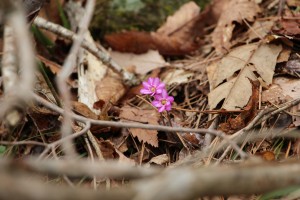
56, 0, 95, 158
33, 93, 248, 160
33, 17, 137, 85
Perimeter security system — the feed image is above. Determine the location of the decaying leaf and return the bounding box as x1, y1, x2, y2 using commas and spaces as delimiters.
247, 20, 275, 42
98, 139, 135, 165
148, 154, 169, 165
208, 43, 282, 110
105, 1, 203, 55
38, 55, 61, 74
95, 74, 125, 109
162, 68, 194, 85
262, 77, 300, 126
110, 50, 169, 75
105, 31, 156, 54
77, 33, 108, 115
212, 0, 261, 54
275, 11, 300, 36
120, 106, 159, 147
287, 0, 300, 6
218, 80, 260, 133
71, 101, 98, 120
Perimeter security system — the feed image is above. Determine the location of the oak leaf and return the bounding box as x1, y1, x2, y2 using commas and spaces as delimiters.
208, 43, 282, 110
120, 106, 159, 147
212, 0, 261, 54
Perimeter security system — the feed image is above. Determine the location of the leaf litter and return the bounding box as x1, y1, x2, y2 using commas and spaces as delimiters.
4, 0, 300, 198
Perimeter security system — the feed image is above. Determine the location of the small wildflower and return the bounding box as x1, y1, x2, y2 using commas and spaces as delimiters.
140, 77, 165, 96
152, 89, 174, 112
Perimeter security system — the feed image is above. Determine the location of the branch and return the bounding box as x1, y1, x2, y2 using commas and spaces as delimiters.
33, 17, 138, 86
33, 93, 248, 159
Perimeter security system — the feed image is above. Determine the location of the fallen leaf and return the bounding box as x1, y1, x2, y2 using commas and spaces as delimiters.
262, 77, 300, 126
77, 32, 108, 115
110, 50, 169, 75
212, 0, 261, 54
208, 43, 282, 110
256, 151, 275, 161
247, 20, 275, 42
28, 105, 60, 132
162, 69, 194, 85
105, 31, 156, 54
218, 80, 259, 133
98, 139, 135, 165
277, 47, 291, 63
287, 0, 300, 6
95, 75, 126, 109
71, 101, 98, 120
105, 2, 203, 55
156, 2, 200, 35
119, 106, 159, 147
148, 154, 169, 165
38, 55, 61, 74
276, 11, 300, 36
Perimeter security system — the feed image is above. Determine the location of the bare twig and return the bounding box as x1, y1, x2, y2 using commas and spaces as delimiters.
33, 93, 248, 160
33, 17, 137, 86
1, 159, 300, 199
56, 0, 95, 158
1, 1, 35, 126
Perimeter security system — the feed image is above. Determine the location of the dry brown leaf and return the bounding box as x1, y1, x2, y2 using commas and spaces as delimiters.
105, 31, 156, 54
119, 106, 159, 147
71, 101, 98, 120
161, 68, 194, 85
105, 2, 203, 55
256, 151, 275, 161
218, 80, 259, 133
247, 20, 275, 42
38, 55, 61, 74
276, 11, 300, 36
262, 77, 300, 103
148, 154, 169, 165
110, 50, 169, 75
262, 77, 300, 126
77, 32, 108, 115
208, 43, 282, 110
212, 0, 261, 54
98, 139, 135, 165
156, 2, 200, 35
28, 105, 60, 132
38, 0, 65, 42
277, 47, 291, 63
95, 75, 125, 109
287, 0, 300, 6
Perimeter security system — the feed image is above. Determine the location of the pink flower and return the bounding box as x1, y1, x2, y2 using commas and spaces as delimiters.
152, 89, 174, 112
140, 77, 165, 96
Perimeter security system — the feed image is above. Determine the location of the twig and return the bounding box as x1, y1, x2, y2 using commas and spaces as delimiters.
39, 121, 91, 159
210, 98, 300, 161
1, 1, 35, 126
33, 17, 137, 86
56, 0, 95, 158
33, 93, 248, 160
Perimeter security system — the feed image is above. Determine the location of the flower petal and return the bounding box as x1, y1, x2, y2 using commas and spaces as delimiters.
140, 89, 152, 94
161, 89, 168, 98
153, 77, 160, 87
142, 81, 151, 88
157, 82, 165, 89
152, 100, 162, 107
156, 88, 163, 94
165, 105, 172, 111
158, 106, 165, 112
167, 96, 174, 103
148, 77, 154, 85
154, 94, 163, 100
